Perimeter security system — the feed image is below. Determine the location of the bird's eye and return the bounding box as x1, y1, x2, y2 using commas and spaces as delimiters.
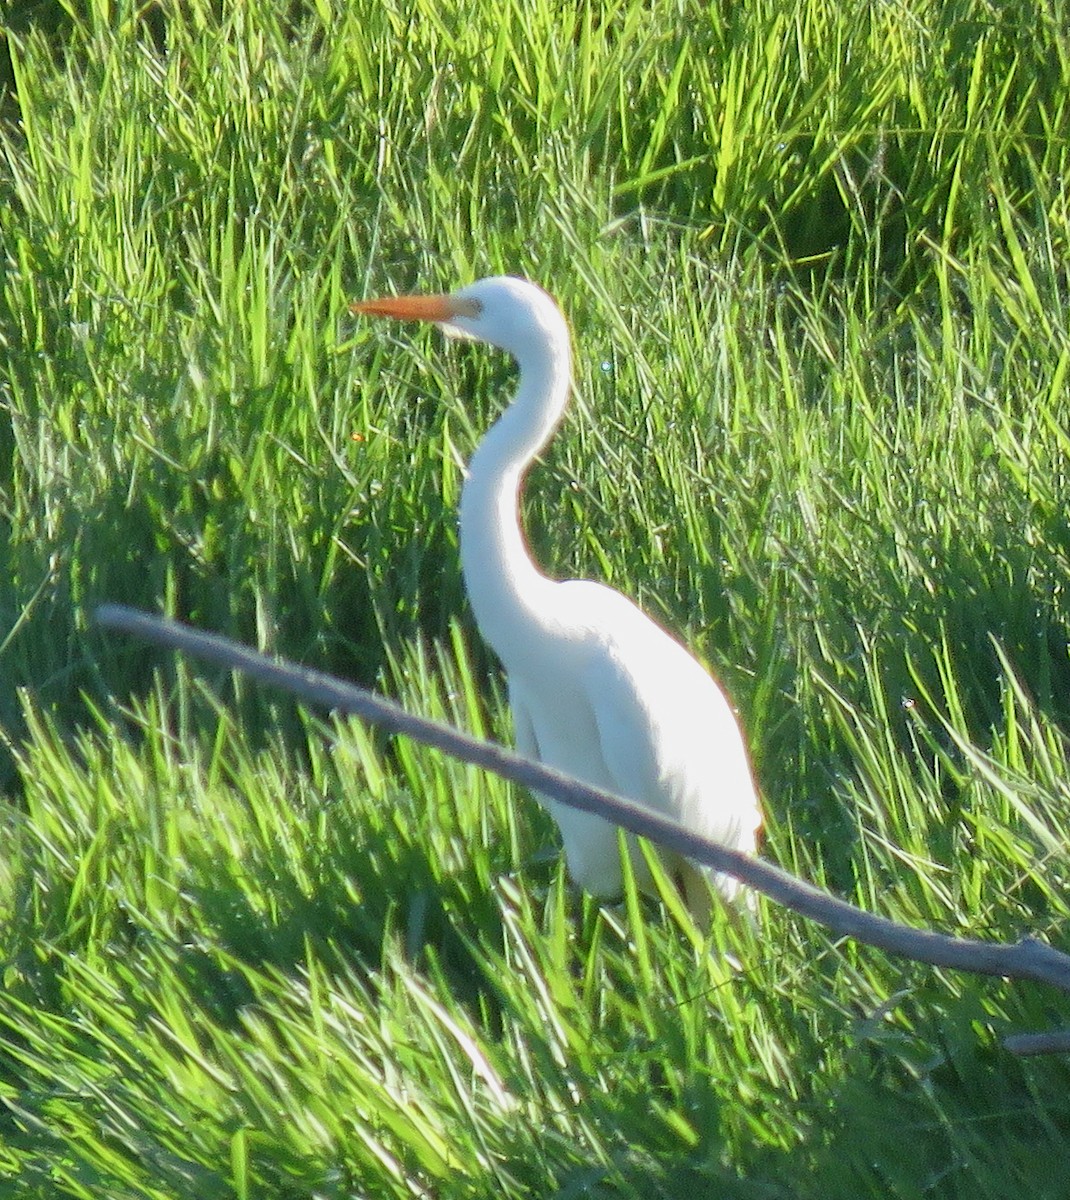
457, 297, 483, 318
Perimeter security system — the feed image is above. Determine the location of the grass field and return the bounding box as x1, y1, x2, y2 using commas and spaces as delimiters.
2, 0, 1070, 1195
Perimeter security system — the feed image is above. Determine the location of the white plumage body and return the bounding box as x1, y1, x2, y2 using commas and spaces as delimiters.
503, 578, 760, 902
353, 275, 762, 911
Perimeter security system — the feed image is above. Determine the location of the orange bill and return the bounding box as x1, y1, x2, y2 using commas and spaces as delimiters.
349, 293, 455, 321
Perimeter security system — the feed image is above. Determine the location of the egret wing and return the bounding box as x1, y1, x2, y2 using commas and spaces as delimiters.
573, 587, 761, 896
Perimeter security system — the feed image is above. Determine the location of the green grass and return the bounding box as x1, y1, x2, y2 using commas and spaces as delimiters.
2, 0, 1070, 1195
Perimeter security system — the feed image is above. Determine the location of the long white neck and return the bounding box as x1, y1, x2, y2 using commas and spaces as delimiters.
459, 327, 572, 668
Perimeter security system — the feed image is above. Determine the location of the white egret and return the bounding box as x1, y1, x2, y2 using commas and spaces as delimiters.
351, 276, 761, 915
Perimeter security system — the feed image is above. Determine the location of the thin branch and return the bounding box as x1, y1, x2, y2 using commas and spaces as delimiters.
1001, 1030, 1070, 1057
94, 604, 1070, 1046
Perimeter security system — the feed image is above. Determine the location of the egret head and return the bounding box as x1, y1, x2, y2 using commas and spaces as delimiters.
351, 276, 566, 364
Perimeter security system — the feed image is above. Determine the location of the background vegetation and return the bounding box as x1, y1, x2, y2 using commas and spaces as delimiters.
1, 0, 1069, 1195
